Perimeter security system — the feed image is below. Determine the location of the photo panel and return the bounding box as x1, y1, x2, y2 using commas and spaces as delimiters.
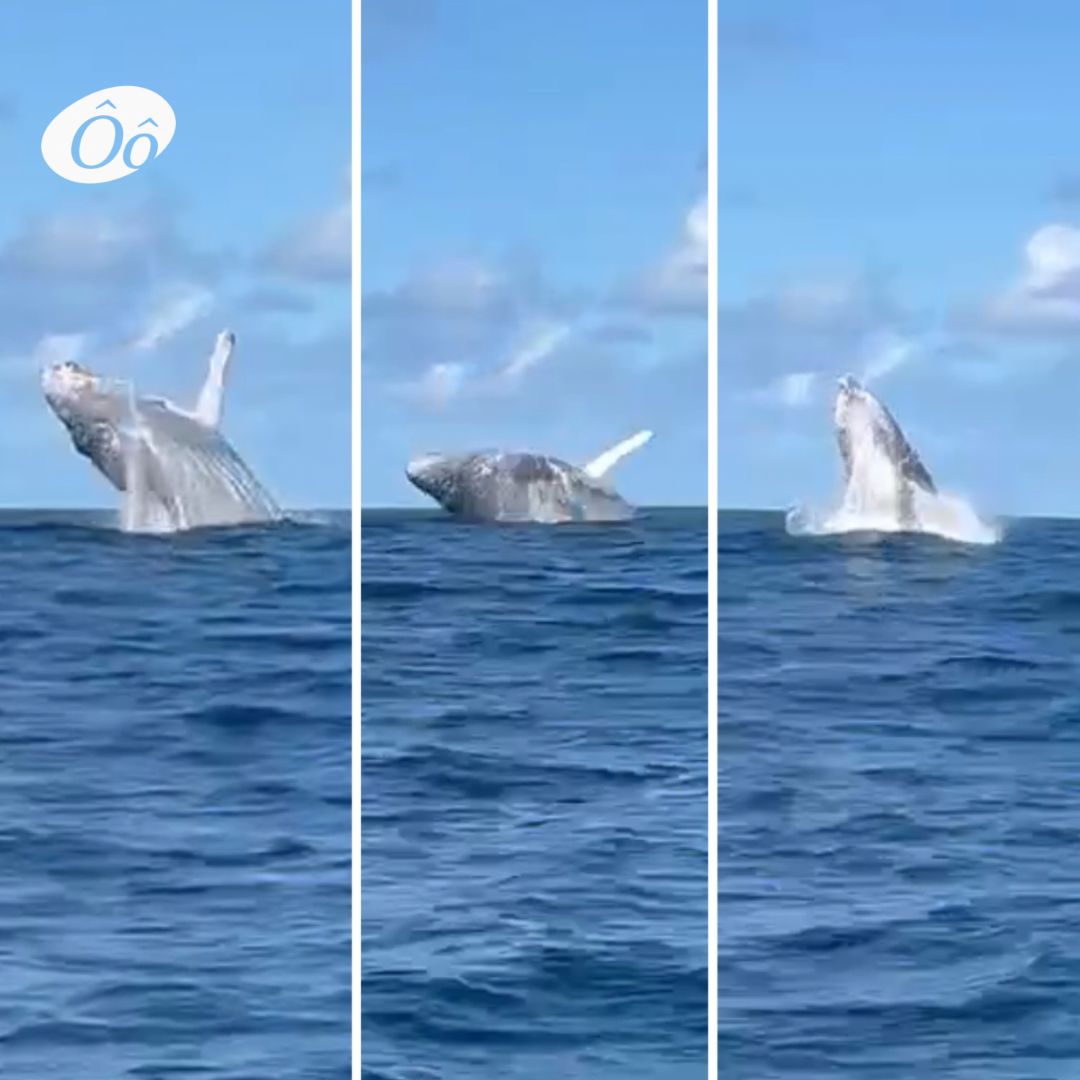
362, 2, 710, 1077
0, 4, 351, 1078
718, 4, 1078, 1077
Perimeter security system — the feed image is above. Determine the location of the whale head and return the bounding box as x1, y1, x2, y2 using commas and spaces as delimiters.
837, 373, 862, 395
406, 453, 463, 510
41, 360, 126, 425
42, 360, 95, 409
42, 360, 131, 491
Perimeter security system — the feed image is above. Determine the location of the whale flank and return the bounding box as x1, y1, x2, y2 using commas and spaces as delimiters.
406, 433, 652, 523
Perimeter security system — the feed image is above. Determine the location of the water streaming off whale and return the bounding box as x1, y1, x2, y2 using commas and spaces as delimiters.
119, 384, 281, 533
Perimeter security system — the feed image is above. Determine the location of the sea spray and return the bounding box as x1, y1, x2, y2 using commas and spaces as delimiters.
119, 390, 281, 533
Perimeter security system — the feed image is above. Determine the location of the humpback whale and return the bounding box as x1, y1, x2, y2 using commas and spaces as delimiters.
833, 374, 935, 527
42, 330, 280, 532
406, 429, 653, 523
787, 374, 996, 543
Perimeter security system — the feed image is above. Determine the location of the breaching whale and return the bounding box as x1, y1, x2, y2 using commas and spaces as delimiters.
405, 429, 653, 523
833, 374, 935, 527
787, 374, 997, 543
42, 330, 281, 532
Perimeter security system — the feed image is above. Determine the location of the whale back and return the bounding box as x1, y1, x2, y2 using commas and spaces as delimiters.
410, 450, 633, 523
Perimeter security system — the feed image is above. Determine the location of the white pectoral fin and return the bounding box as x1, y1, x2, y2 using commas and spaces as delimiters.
582, 429, 653, 480
193, 329, 235, 428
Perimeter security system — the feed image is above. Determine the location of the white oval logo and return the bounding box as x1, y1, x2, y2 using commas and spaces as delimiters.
41, 86, 176, 184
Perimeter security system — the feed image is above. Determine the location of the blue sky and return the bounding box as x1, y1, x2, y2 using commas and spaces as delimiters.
720, 2, 1080, 517
362, 0, 706, 507
0, 1, 350, 508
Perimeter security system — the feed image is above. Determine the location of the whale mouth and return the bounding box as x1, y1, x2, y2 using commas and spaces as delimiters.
41, 360, 94, 397
406, 454, 443, 484
41, 361, 129, 425
41, 361, 103, 418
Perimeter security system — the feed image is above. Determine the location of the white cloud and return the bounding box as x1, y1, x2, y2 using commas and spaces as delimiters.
749, 370, 818, 408
0, 333, 89, 385
721, 272, 902, 340
395, 320, 572, 410
364, 252, 584, 408
402, 361, 469, 410
32, 333, 87, 367
397, 257, 504, 314
623, 196, 707, 316
977, 224, 1080, 332
364, 190, 707, 422
0, 207, 183, 280
262, 201, 350, 282
774, 280, 865, 326
777, 371, 817, 406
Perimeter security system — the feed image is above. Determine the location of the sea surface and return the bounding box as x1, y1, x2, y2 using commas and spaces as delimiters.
0, 511, 350, 1079
362, 508, 707, 1080
720, 510, 1080, 1078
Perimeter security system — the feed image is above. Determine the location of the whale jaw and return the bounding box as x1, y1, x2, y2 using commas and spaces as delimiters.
406, 453, 460, 509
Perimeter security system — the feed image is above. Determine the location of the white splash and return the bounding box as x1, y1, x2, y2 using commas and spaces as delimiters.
787, 490, 1000, 546
787, 404, 1000, 546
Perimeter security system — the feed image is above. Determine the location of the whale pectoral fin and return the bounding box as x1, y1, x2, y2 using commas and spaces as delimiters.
902, 452, 936, 494
582, 429, 653, 480
193, 330, 235, 429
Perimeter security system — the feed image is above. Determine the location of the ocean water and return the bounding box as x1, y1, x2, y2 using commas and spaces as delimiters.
362, 509, 707, 1080
720, 510, 1080, 1078
0, 511, 350, 1079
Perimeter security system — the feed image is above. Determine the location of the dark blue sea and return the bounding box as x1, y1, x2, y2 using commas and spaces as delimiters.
0, 512, 350, 1080
720, 510, 1080, 1078
362, 509, 707, 1080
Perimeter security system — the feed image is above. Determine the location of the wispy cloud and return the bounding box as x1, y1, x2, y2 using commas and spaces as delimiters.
858, 331, 918, 384
364, 251, 583, 406
401, 360, 469, 410
498, 321, 571, 383
621, 196, 707, 317
0, 205, 211, 282
971, 224, 1080, 333
776, 371, 817, 406
719, 269, 910, 410
261, 200, 350, 283
32, 333, 87, 368
395, 319, 572, 411
752, 370, 818, 408
365, 190, 706, 423
127, 283, 214, 352
239, 285, 315, 315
